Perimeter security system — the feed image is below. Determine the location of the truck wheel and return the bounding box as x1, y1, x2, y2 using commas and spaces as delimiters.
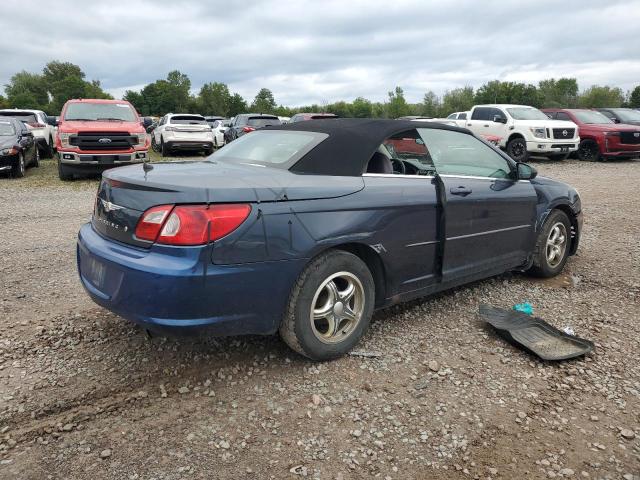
161, 138, 169, 157
527, 209, 572, 278
45, 137, 55, 158
506, 137, 529, 162
280, 250, 375, 361
58, 159, 73, 181
577, 140, 600, 162
12, 153, 25, 178
548, 153, 569, 161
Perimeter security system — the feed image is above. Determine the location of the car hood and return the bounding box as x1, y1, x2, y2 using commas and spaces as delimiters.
516, 119, 577, 128
59, 120, 144, 133
103, 160, 365, 208
581, 123, 640, 132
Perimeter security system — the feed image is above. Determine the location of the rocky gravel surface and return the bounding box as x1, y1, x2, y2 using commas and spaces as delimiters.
0, 158, 639, 479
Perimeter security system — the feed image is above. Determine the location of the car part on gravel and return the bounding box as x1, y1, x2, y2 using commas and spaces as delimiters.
513, 302, 533, 315
479, 304, 594, 361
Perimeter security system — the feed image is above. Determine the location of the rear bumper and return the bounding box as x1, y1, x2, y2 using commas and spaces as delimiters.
76, 223, 304, 336
166, 141, 213, 151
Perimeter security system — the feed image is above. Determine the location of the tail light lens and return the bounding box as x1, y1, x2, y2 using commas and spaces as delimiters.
27, 122, 46, 129
242, 126, 255, 133
135, 204, 251, 245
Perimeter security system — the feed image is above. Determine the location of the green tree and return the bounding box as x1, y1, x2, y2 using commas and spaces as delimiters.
351, 97, 373, 118
197, 82, 231, 116
228, 93, 248, 117
0, 95, 9, 109
440, 86, 474, 116
578, 85, 625, 108
251, 88, 276, 113
326, 100, 352, 117
4, 71, 49, 109
165, 70, 191, 112
39, 60, 111, 112
475, 81, 540, 107
628, 85, 640, 108
538, 78, 579, 107
420, 91, 441, 117
386, 86, 409, 118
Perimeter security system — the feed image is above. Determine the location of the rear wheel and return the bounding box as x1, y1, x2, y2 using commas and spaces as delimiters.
33, 146, 40, 167
12, 153, 25, 178
45, 137, 55, 158
528, 210, 572, 278
161, 138, 170, 157
577, 140, 601, 162
280, 250, 375, 361
506, 137, 529, 162
58, 158, 73, 181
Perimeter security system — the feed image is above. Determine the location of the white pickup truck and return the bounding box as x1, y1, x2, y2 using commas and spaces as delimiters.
462, 104, 579, 161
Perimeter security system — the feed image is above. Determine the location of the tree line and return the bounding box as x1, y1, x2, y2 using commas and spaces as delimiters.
3, 60, 640, 118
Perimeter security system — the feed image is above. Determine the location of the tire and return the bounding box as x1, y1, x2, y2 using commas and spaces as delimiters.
12, 153, 25, 178
58, 159, 73, 181
279, 250, 375, 361
506, 137, 529, 162
161, 138, 169, 157
213, 137, 219, 148
528, 210, 572, 278
33, 146, 40, 167
205, 147, 214, 156
45, 137, 55, 158
577, 140, 601, 162
151, 135, 160, 153
548, 153, 569, 161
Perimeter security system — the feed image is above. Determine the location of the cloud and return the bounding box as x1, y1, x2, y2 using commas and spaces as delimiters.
1, 0, 639, 106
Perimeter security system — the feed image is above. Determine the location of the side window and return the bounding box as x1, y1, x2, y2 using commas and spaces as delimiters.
545, 111, 556, 119
447, 113, 456, 119
490, 108, 506, 121
471, 107, 491, 120
367, 129, 435, 175
417, 128, 512, 179
600, 110, 615, 120
556, 112, 571, 121
458, 112, 467, 120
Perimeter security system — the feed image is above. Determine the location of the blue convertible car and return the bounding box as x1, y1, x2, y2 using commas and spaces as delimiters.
77, 119, 582, 360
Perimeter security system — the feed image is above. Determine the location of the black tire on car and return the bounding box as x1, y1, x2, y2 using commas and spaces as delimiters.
506, 137, 529, 162
205, 146, 214, 156
33, 145, 40, 167
280, 250, 375, 361
45, 137, 55, 158
12, 153, 25, 178
527, 209, 572, 278
161, 138, 169, 157
577, 140, 601, 162
58, 158, 73, 181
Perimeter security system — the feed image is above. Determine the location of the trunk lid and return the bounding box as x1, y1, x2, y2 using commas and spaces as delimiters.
93, 160, 364, 247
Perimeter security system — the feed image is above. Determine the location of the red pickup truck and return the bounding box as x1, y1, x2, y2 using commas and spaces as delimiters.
55, 99, 149, 180
543, 108, 640, 161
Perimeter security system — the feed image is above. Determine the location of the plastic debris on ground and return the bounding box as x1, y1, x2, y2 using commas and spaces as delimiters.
479, 304, 594, 361
513, 302, 534, 315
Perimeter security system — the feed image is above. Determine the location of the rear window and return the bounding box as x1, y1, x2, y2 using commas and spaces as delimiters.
0, 122, 16, 135
213, 130, 327, 167
64, 103, 137, 122
247, 117, 281, 127
170, 115, 207, 125
0, 112, 37, 123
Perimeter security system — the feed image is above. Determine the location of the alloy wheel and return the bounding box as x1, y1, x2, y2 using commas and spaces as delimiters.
578, 143, 598, 161
19, 154, 25, 175
546, 222, 568, 268
310, 272, 365, 344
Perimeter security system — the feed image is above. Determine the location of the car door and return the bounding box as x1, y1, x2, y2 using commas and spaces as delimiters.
485, 108, 508, 138
417, 128, 538, 282
19, 124, 35, 163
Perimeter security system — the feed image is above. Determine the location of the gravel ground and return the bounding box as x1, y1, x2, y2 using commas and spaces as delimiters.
0, 157, 639, 480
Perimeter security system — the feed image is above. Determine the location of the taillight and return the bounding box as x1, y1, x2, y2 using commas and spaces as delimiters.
135, 204, 251, 245
27, 122, 46, 129
242, 126, 255, 133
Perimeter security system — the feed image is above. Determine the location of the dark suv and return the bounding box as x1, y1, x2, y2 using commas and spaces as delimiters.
596, 108, 640, 126
224, 114, 281, 143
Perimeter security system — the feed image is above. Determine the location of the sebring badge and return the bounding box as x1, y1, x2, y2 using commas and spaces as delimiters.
100, 199, 124, 212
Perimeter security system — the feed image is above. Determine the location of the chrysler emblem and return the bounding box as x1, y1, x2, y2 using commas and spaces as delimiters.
562, 130, 568, 137
98, 138, 112, 144
100, 199, 124, 212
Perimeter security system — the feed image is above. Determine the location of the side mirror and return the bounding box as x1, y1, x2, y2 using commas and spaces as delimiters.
517, 162, 537, 180
48, 117, 58, 127
141, 117, 153, 128
493, 115, 507, 124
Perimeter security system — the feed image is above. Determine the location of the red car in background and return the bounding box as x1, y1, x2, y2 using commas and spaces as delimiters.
543, 108, 640, 161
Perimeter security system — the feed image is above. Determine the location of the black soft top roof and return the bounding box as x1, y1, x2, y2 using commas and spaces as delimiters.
268, 118, 470, 176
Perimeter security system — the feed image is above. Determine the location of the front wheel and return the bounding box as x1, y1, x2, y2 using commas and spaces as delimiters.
527, 210, 572, 278
33, 146, 40, 167
12, 153, 25, 178
577, 140, 601, 162
506, 137, 529, 162
58, 159, 73, 181
280, 250, 375, 361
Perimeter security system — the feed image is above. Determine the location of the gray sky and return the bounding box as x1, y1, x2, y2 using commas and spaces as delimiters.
2, 0, 639, 106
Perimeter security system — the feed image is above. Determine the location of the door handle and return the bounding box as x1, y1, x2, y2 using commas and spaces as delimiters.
450, 186, 472, 196
483, 124, 490, 127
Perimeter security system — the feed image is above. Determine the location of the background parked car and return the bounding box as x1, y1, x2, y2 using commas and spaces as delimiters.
209, 119, 227, 148
289, 113, 337, 123
205, 116, 224, 127
544, 108, 640, 161
224, 114, 281, 142
0, 117, 39, 178
152, 113, 215, 156
595, 108, 640, 126
0, 108, 56, 157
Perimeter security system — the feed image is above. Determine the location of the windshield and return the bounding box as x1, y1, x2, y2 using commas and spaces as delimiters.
171, 115, 207, 125
614, 109, 640, 122
506, 107, 550, 121
0, 122, 16, 135
64, 103, 137, 121
573, 111, 613, 124
0, 112, 37, 123
247, 117, 281, 128
213, 130, 327, 167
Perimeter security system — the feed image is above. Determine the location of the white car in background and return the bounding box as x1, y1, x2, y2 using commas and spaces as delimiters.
152, 113, 215, 156
208, 119, 228, 148
0, 108, 57, 157
445, 111, 469, 127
